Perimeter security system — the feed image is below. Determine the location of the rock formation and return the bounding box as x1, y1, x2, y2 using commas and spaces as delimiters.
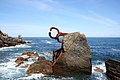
15, 51, 39, 67
105, 59, 120, 80
53, 32, 92, 76
0, 30, 27, 48
26, 57, 53, 75
15, 51, 53, 75
15, 32, 92, 76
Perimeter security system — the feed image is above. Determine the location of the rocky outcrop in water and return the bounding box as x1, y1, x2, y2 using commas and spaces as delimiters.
15, 52, 39, 67
53, 32, 92, 76
105, 59, 120, 80
15, 51, 53, 75
15, 32, 92, 76
26, 56, 53, 75
0, 30, 27, 48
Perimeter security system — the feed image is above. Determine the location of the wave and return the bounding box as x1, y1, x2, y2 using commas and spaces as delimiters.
92, 61, 106, 73
92, 61, 107, 80
0, 59, 22, 79
18, 74, 73, 80
112, 48, 120, 52
41, 40, 52, 44
0, 55, 39, 79
0, 44, 32, 51
18, 74, 44, 80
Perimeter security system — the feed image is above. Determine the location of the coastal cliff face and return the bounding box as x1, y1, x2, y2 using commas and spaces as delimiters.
0, 30, 26, 48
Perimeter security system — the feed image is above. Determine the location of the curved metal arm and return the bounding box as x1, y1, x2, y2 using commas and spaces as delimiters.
49, 27, 68, 44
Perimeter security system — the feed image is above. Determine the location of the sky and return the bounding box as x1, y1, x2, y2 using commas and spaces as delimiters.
0, 0, 120, 37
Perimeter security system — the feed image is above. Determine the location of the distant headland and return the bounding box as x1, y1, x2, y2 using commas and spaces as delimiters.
0, 30, 28, 48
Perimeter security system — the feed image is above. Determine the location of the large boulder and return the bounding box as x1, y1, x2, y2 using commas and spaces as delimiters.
53, 32, 92, 75
15, 57, 28, 67
105, 59, 120, 80
27, 56, 53, 75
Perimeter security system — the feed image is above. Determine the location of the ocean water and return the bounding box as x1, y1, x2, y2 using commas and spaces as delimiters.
0, 37, 120, 80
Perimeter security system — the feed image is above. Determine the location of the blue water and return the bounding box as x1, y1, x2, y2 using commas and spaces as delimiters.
0, 37, 120, 80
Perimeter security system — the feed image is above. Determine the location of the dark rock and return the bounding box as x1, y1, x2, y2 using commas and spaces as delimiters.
53, 32, 92, 76
105, 59, 120, 80
15, 57, 28, 67
94, 67, 103, 73
27, 57, 53, 75
15, 57, 28, 63
13, 39, 26, 44
7, 42, 17, 46
15, 52, 40, 68
0, 40, 4, 48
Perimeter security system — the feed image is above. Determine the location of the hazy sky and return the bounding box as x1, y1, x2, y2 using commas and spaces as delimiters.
0, 0, 120, 37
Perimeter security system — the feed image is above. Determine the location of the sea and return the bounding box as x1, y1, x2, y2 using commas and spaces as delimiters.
0, 37, 120, 80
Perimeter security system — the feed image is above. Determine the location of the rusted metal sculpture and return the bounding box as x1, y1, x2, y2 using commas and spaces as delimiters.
49, 27, 67, 66
49, 27, 67, 44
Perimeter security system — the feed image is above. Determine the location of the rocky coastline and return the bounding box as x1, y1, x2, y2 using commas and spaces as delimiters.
0, 30, 28, 48
15, 32, 92, 77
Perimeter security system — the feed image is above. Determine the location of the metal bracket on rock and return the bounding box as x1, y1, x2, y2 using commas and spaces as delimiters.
49, 27, 68, 66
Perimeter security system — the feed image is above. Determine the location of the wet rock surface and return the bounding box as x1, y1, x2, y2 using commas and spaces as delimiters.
15, 52, 39, 67
27, 59, 53, 75
105, 59, 120, 80
94, 67, 103, 73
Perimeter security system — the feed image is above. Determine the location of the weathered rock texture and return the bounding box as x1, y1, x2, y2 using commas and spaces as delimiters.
26, 57, 53, 75
53, 32, 92, 76
105, 59, 120, 80
15, 51, 39, 67
0, 30, 27, 48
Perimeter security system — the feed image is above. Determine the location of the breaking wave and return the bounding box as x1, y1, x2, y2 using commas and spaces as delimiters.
41, 40, 52, 44
112, 48, 120, 52
0, 44, 32, 51
92, 61, 107, 80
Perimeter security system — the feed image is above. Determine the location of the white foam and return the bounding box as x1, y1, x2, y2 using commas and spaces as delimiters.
18, 73, 44, 80
42, 40, 52, 44
92, 61, 106, 73
0, 59, 24, 79
92, 61, 107, 80
15, 44, 32, 48
112, 48, 120, 52
0, 44, 32, 51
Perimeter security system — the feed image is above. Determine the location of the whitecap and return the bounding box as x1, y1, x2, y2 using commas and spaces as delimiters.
0, 44, 32, 51
18, 73, 44, 80
41, 40, 52, 44
112, 48, 120, 52
0, 58, 26, 79
15, 44, 32, 48
92, 61, 107, 80
92, 61, 106, 73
